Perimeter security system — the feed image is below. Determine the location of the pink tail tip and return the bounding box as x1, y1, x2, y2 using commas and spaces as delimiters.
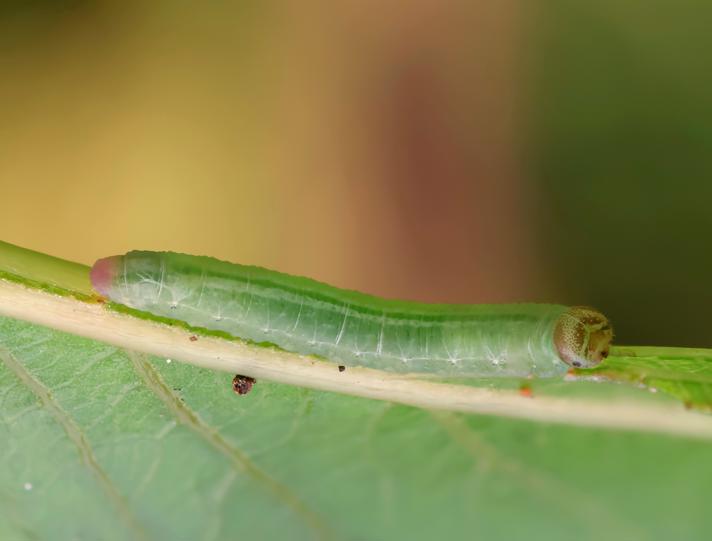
90, 256, 120, 296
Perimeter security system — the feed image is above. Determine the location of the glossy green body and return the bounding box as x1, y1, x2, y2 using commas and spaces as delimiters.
102, 251, 569, 377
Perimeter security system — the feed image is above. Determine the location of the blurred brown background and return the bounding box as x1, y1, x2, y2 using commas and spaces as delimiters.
1, 1, 711, 348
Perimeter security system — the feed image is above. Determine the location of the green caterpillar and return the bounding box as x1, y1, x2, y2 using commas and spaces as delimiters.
90, 251, 612, 377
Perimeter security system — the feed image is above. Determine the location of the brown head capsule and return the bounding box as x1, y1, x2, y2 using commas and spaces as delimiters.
554, 306, 613, 369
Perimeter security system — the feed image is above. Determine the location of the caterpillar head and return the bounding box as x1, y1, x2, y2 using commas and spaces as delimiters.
554, 306, 613, 369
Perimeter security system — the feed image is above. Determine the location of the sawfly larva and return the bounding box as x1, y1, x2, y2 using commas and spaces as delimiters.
90, 251, 612, 377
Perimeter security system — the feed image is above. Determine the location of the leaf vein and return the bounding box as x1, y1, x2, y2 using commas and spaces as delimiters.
127, 351, 335, 541
0, 347, 150, 541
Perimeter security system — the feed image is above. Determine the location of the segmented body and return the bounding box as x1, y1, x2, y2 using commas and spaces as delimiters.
93, 251, 586, 377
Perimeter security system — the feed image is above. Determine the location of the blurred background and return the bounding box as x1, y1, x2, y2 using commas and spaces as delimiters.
0, 1, 710, 348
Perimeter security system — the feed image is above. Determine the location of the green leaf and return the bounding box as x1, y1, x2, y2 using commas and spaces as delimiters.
587, 347, 712, 411
2, 240, 712, 540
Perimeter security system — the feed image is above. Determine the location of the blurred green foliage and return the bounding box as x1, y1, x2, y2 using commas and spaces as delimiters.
531, 1, 712, 347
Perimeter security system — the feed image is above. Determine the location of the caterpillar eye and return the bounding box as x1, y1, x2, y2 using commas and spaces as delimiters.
554, 307, 613, 369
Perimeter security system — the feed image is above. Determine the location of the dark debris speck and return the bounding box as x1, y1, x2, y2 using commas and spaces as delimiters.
232, 374, 256, 395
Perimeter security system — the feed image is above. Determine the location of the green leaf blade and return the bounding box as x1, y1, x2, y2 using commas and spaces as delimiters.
3, 316, 712, 540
